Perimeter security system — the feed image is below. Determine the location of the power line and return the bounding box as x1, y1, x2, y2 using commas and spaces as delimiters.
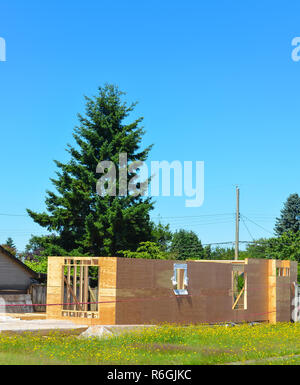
153, 213, 235, 219
203, 240, 255, 246
241, 214, 274, 236
241, 215, 254, 241
0, 213, 28, 217
169, 240, 256, 249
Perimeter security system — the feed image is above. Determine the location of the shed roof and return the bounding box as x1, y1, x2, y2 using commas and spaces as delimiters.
0, 245, 39, 280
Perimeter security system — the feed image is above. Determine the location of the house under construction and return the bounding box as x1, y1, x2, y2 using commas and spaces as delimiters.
46, 257, 297, 325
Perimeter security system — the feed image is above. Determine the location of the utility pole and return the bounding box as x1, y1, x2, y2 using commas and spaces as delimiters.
235, 186, 240, 260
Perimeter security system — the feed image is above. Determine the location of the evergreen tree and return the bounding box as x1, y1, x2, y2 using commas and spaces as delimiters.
5, 237, 16, 249
170, 229, 204, 260
274, 193, 300, 236
118, 241, 173, 260
151, 222, 172, 251
27, 84, 154, 256
245, 238, 269, 259
210, 246, 235, 260
1, 237, 17, 256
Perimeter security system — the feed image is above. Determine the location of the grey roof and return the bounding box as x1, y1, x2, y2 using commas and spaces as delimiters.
0, 245, 39, 279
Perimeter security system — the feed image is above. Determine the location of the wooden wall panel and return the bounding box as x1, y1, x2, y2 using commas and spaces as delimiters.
98, 258, 117, 325
242, 259, 270, 322
46, 257, 64, 318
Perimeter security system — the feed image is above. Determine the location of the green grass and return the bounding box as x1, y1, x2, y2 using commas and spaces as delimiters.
0, 352, 64, 365
1, 322, 300, 365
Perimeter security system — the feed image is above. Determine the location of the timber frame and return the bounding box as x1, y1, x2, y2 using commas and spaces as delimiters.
61, 258, 99, 319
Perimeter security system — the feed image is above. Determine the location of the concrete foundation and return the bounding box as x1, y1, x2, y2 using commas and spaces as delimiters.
0, 318, 88, 335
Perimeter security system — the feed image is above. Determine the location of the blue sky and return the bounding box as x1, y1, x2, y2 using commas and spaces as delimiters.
0, 0, 300, 251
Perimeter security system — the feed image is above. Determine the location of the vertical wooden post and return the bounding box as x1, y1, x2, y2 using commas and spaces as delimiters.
97, 265, 100, 316
84, 263, 89, 312
67, 259, 71, 310
79, 264, 83, 312
61, 264, 65, 312
73, 262, 77, 311
268, 259, 277, 324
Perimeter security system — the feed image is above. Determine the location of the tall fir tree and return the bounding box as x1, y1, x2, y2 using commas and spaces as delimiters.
274, 193, 300, 236
27, 84, 154, 256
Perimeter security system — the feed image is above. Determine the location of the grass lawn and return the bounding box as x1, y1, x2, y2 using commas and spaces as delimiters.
0, 322, 300, 365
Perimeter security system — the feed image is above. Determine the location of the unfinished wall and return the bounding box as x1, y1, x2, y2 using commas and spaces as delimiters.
46, 257, 297, 325
47, 257, 117, 325
114, 258, 275, 325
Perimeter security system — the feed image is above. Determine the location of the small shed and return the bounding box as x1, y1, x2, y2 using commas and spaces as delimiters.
0, 245, 39, 293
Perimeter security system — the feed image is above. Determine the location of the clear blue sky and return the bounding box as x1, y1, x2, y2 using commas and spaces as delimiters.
1, 0, 300, 251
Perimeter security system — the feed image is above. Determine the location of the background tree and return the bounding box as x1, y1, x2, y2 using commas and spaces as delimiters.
27, 84, 155, 257
118, 241, 173, 259
210, 246, 235, 260
1, 237, 17, 256
150, 222, 172, 251
244, 238, 269, 259
170, 229, 204, 260
264, 231, 300, 261
202, 245, 212, 259
20, 235, 53, 262
274, 193, 300, 236
24, 257, 48, 274
5, 237, 16, 249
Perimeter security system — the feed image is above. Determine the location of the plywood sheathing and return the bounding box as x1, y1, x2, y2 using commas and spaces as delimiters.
98, 257, 117, 325
114, 258, 275, 325
46, 257, 64, 319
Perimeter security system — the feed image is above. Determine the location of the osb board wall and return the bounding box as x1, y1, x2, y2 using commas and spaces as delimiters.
114, 258, 276, 325
244, 259, 269, 322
